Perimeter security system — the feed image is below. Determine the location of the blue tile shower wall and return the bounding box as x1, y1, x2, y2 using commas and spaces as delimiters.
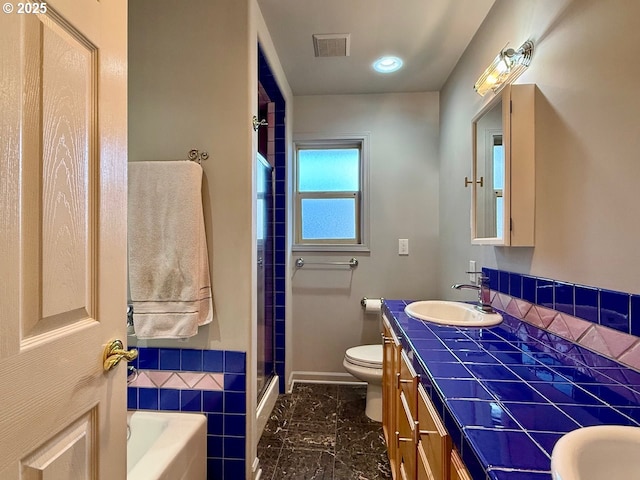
483, 268, 640, 335
127, 347, 246, 480
259, 45, 287, 392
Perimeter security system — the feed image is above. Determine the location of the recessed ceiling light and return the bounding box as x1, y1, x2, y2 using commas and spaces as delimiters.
372, 56, 403, 73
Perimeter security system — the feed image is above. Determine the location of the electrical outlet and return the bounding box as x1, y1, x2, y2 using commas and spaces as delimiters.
399, 239, 409, 256
469, 260, 477, 282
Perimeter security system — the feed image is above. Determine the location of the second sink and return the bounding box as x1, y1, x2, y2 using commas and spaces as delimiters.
551, 425, 640, 480
404, 300, 502, 327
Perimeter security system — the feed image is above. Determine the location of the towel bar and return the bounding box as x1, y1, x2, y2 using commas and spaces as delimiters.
295, 257, 358, 268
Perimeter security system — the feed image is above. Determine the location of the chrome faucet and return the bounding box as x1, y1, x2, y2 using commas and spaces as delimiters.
452, 273, 494, 313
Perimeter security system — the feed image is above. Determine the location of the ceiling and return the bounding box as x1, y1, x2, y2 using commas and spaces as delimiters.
257, 0, 496, 96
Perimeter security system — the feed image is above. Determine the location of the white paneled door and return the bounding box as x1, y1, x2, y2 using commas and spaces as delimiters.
0, 0, 128, 478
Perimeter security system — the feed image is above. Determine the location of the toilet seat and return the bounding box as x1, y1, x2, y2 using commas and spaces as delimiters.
345, 344, 383, 369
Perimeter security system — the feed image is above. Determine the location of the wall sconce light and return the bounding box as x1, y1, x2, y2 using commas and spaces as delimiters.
474, 40, 534, 96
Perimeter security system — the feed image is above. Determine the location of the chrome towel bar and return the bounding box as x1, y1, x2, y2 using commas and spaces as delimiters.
295, 257, 358, 269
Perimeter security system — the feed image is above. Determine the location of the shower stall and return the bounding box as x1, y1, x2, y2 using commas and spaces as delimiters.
256, 152, 275, 400
257, 44, 287, 404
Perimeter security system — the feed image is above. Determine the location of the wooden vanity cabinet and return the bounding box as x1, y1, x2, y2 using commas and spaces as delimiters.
382, 315, 473, 480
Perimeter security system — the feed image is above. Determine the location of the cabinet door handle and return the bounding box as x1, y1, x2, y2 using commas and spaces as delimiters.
381, 333, 394, 344
396, 372, 420, 389
395, 431, 413, 449
396, 372, 412, 389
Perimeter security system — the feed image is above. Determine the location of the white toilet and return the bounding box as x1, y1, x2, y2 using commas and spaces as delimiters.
343, 344, 383, 422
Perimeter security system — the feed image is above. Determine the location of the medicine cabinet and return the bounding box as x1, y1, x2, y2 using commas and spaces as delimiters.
470, 83, 536, 246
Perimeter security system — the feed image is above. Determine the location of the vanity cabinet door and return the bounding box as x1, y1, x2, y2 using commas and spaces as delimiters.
382, 315, 401, 478
418, 385, 451, 480
398, 391, 417, 480
399, 350, 419, 419
450, 449, 472, 480
417, 442, 432, 480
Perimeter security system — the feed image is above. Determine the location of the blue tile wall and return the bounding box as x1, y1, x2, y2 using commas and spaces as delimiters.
259, 44, 287, 392
128, 347, 246, 480
484, 268, 639, 336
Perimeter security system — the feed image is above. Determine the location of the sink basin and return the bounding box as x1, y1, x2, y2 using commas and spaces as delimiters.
404, 300, 502, 327
551, 426, 640, 480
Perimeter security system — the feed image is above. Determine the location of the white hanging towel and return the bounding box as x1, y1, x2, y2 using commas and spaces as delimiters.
128, 161, 213, 339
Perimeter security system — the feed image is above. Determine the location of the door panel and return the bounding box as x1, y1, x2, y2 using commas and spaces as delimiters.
21, 411, 96, 479
0, 1, 127, 478
22, 12, 97, 339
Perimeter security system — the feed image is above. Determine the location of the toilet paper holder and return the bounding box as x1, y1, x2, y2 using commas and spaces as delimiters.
361, 297, 384, 308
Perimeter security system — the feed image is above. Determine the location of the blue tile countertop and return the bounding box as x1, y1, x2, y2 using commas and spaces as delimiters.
382, 300, 640, 480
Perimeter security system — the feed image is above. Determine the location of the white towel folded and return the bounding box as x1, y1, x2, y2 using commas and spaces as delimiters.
128, 161, 213, 339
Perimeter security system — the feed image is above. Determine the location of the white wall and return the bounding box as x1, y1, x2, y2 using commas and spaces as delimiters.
439, 0, 640, 298
292, 92, 440, 379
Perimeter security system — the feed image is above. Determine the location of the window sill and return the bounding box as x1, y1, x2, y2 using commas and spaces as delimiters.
292, 244, 371, 254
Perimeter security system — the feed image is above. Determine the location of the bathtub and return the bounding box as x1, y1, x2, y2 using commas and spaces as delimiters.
127, 411, 207, 480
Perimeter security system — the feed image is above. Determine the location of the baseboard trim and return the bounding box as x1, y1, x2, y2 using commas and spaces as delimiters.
288, 371, 365, 392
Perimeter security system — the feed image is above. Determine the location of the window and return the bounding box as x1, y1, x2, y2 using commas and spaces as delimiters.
293, 135, 369, 251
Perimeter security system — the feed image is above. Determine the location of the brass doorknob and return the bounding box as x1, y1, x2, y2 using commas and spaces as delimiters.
103, 339, 138, 372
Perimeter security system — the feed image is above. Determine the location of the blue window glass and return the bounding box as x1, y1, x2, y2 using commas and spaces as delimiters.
298, 149, 359, 192
295, 144, 362, 244
496, 196, 504, 238
301, 198, 356, 240
493, 145, 504, 190
493, 144, 504, 238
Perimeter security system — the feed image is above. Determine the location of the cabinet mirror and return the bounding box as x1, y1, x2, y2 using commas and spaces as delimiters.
472, 95, 506, 242
471, 84, 535, 246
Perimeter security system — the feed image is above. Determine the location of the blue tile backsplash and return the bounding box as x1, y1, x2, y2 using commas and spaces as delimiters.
128, 347, 246, 480
484, 268, 639, 336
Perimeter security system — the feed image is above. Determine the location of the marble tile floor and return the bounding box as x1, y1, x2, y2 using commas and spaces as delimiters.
258, 383, 392, 480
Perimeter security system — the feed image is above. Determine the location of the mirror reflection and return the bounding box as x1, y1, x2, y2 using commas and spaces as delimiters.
474, 98, 504, 240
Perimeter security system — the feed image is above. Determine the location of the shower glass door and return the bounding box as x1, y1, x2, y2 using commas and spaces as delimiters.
257, 153, 275, 400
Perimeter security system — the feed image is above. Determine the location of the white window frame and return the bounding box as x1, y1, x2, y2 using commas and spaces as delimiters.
292, 133, 370, 252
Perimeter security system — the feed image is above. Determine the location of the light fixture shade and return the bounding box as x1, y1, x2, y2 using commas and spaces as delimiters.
474, 40, 534, 96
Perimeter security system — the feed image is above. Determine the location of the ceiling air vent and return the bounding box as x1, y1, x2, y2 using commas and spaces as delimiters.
313, 34, 350, 58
